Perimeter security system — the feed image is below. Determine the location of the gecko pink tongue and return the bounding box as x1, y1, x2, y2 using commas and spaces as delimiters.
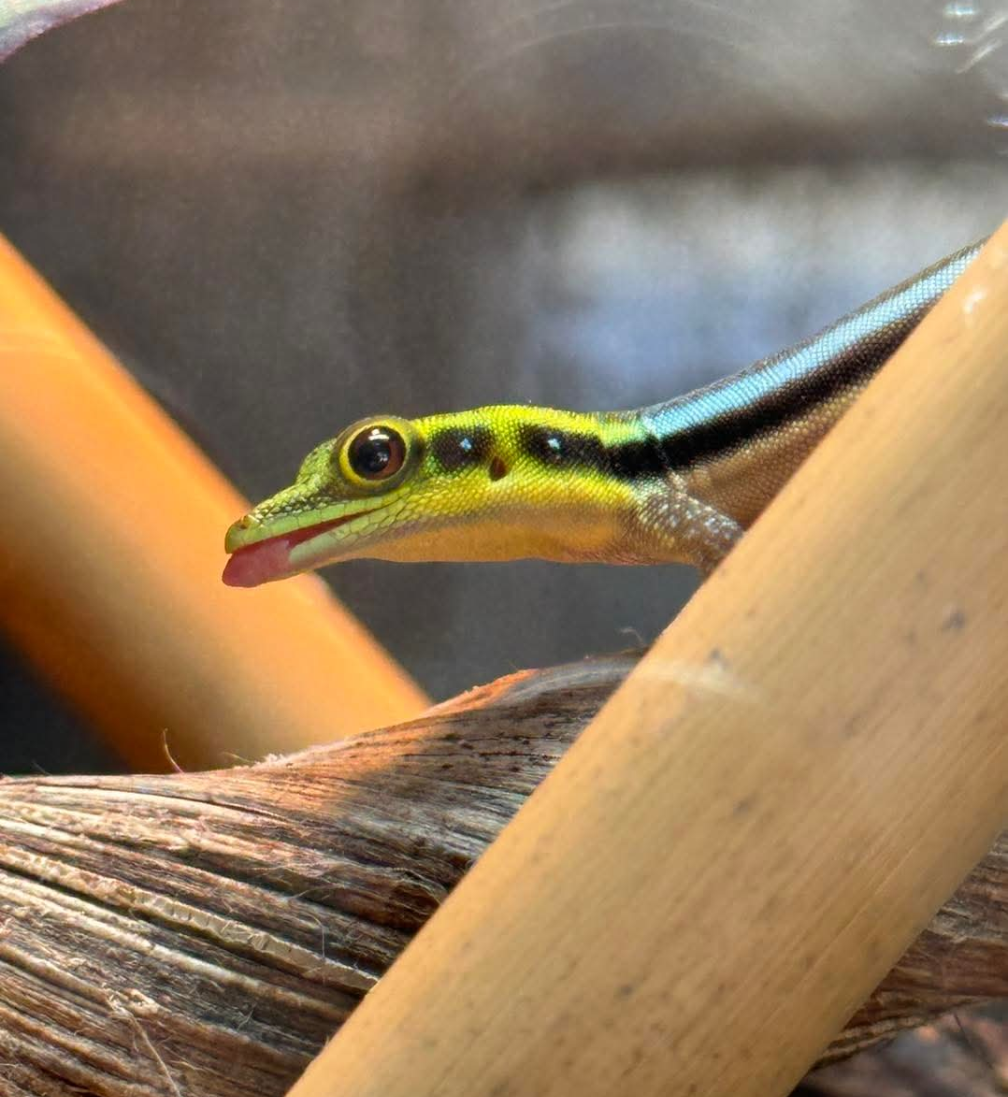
222, 515, 357, 587
222, 535, 297, 587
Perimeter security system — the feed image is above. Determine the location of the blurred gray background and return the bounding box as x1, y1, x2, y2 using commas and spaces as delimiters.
0, 0, 1006, 773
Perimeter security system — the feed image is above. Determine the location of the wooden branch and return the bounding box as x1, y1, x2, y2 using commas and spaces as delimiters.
0, 653, 1004, 1095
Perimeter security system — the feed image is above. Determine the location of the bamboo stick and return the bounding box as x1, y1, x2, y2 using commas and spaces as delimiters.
287, 225, 1008, 1097
0, 235, 428, 771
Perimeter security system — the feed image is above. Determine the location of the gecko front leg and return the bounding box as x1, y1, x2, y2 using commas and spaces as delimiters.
632, 475, 744, 576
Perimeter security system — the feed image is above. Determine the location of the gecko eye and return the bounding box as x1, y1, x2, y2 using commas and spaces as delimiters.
347, 425, 407, 481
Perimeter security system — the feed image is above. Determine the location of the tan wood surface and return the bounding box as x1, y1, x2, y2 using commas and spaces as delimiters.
1, 651, 1004, 1094
0, 235, 428, 770
287, 226, 1008, 1096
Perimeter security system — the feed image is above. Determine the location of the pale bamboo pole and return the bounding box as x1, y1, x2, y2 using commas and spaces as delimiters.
287, 224, 1008, 1097
0, 236, 428, 770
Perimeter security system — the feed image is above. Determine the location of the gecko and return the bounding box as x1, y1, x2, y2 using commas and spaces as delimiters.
223, 240, 983, 587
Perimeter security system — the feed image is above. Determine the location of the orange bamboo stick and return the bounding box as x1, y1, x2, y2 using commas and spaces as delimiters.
0, 235, 428, 771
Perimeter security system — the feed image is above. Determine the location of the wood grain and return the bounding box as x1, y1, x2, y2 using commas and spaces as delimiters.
0, 652, 1004, 1095
286, 228, 1008, 1096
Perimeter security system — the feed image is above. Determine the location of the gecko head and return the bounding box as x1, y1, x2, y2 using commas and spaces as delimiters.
223, 410, 534, 586
223, 415, 426, 586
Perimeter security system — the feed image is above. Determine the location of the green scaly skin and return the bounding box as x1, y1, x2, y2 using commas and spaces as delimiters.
223, 240, 983, 587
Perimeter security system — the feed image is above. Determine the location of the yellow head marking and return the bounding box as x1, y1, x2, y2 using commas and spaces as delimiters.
223, 406, 638, 585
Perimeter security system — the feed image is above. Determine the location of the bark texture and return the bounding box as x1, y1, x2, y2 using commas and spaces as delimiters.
0, 652, 1004, 1096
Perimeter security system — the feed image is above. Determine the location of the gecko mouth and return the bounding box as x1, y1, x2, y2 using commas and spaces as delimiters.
222, 513, 363, 588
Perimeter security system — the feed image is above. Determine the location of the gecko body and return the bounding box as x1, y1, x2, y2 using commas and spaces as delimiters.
223, 241, 982, 586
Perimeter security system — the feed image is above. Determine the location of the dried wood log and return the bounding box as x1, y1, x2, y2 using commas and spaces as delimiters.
0, 651, 1004, 1096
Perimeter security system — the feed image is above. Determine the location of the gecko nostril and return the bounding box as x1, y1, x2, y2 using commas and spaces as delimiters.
489, 457, 508, 481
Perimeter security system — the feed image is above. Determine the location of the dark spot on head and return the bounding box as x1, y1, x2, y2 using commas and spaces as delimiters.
518, 424, 608, 471
489, 456, 508, 481
430, 426, 492, 473
520, 425, 567, 464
